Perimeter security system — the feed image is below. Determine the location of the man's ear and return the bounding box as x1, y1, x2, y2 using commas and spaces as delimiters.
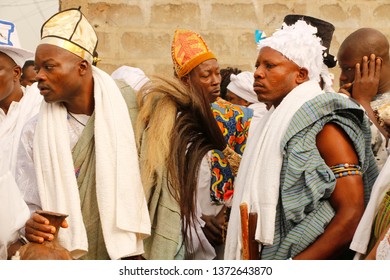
79, 60, 89, 75
296, 67, 309, 84
13, 66, 22, 81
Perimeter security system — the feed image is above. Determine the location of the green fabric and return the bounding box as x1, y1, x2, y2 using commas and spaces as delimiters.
117, 79, 182, 259
261, 93, 379, 260
115, 79, 138, 129
139, 128, 182, 260
367, 189, 390, 252
72, 113, 110, 260
373, 190, 390, 238
70, 80, 138, 260
142, 172, 182, 260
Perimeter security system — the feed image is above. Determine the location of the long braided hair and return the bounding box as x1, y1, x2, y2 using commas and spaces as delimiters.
136, 75, 226, 258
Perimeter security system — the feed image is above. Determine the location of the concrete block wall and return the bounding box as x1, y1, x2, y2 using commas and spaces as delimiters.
60, 0, 390, 87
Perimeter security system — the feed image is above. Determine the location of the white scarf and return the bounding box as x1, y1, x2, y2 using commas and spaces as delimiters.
224, 81, 323, 259
0, 84, 41, 259
0, 163, 30, 260
33, 66, 150, 259
350, 156, 390, 258
0, 84, 42, 175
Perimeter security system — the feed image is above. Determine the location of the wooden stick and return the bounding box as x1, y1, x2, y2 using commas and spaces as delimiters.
248, 212, 259, 260
240, 203, 249, 260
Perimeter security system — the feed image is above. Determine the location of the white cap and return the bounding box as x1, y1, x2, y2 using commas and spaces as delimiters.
227, 71, 259, 104
0, 19, 34, 66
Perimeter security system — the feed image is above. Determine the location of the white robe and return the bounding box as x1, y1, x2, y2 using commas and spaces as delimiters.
16, 67, 150, 260
0, 84, 42, 259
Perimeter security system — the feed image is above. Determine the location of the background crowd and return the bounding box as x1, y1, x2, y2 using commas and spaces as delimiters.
1, 6, 390, 261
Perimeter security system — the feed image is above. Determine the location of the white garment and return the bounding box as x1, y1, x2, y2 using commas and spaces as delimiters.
0, 84, 42, 175
247, 102, 268, 139
0, 84, 41, 260
16, 67, 150, 259
224, 81, 323, 260
195, 153, 224, 259
376, 226, 390, 260
370, 124, 388, 171
190, 202, 217, 260
0, 165, 30, 260
0, 102, 18, 122
111, 65, 150, 91
351, 156, 390, 257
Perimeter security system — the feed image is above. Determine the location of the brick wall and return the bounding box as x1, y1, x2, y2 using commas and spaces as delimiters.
60, 0, 390, 87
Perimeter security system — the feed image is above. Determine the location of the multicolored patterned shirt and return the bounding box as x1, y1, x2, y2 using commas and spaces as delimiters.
209, 98, 253, 203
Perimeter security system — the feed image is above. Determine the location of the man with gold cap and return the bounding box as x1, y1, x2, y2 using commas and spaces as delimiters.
15, 8, 150, 260
0, 19, 42, 260
171, 29, 253, 259
225, 20, 378, 260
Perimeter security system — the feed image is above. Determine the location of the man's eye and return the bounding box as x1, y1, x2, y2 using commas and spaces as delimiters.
341, 66, 354, 72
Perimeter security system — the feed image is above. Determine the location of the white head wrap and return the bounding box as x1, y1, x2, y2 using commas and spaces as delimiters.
227, 71, 259, 104
111, 66, 150, 91
320, 64, 335, 92
257, 20, 325, 82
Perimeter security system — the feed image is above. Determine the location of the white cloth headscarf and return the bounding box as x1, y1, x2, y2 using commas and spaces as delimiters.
227, 71, 259, 104
257, 20, 325, 82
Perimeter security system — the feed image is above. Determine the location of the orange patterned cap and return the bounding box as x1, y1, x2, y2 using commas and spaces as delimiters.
171, 29, 216, 78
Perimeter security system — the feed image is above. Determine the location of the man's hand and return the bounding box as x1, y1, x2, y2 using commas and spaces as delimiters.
338, 54, 388, 138
338, 54, 382, 101
25, 212, 68, 243
201, 207, 226, 247
351, 54, 382, 104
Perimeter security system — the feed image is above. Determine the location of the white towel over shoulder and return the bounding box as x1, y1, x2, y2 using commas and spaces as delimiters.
224, 81, 322, 259
33, 66, 150, 259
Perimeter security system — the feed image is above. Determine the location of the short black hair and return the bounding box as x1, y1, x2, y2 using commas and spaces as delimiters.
220, 67, 242, 99
22, 60, 34, 71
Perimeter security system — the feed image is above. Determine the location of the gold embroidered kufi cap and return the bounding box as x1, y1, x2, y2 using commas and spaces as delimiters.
171, 29, 216, 78
40, 8, 98, 64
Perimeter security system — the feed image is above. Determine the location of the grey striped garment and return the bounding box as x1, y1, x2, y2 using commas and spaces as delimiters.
261, 93, 379, 260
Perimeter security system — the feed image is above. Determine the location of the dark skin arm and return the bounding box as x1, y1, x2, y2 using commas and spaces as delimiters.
293, 123, 365, 259
201, 206, 226, 247
24, 212, 68, 243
